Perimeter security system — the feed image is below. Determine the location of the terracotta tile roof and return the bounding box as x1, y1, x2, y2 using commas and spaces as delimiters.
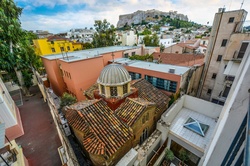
47, 35, 70, 41
131, 79, 169, 114
116, 98, 155, 126
84, 83, 98, 99
65, 99, 132, 157
152, 52, 205, 67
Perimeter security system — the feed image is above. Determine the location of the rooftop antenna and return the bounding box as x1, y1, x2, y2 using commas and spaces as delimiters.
240, 0, 244, 9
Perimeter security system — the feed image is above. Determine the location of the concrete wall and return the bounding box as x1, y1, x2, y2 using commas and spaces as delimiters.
200, 9, 247, 101
42, 58, 67, 97
202, 41, 250, 166
183, 95, 222, 119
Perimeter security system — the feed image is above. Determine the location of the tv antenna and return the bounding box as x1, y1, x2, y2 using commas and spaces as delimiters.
240, 0, 244, 9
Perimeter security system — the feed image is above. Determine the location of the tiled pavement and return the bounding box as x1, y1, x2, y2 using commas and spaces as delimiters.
16, 85, 62, 166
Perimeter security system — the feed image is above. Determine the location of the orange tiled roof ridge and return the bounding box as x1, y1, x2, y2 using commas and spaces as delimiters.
65, 99, 133, 157
116, 98, 155, 126
131, 79, 169, 113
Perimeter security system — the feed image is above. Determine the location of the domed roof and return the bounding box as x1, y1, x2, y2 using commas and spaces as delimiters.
97, 64, 131, 86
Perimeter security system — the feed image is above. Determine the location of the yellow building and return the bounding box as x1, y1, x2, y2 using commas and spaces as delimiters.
33, 36, 83, 56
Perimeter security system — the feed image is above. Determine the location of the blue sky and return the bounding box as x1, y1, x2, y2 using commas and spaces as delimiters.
15, 0, 250, 33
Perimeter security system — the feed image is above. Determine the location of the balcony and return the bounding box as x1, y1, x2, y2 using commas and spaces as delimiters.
233, 20, 250, 34
0, 145, 17, 165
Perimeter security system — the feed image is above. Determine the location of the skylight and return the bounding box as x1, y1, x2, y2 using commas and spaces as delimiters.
183, 117, 209, 137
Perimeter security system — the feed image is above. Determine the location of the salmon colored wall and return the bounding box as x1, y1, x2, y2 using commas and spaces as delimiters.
5, 106, 24, 141
124, 65, 181, 93
42, 58, 67, 97
59, 56, 105, 101
102, 51, 123, 65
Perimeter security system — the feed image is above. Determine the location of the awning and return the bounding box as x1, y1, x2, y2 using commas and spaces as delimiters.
223, 61, 240, 76
0, 123, 5, 149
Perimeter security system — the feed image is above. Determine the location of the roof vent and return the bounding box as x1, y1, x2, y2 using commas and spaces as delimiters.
169, 68, 175, 74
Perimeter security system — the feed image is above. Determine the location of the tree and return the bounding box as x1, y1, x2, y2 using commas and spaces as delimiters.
165, 149, 175, 163
82, 42, 93, 49
60, 93, 77, 109
179, 149, 189, 165
160, 43, 165, 53
0, 0, 42, 96
143, 34, 159, 46
92, 19, 116, 47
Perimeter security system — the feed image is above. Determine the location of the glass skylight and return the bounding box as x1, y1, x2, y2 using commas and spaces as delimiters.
184, 117, 209, 137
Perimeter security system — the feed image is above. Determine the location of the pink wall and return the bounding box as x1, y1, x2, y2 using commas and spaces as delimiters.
5, 106, 24, 141
42, 58, 67, 97
59, 56, 105, 101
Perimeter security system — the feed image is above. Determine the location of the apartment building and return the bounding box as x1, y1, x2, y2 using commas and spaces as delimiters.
33, 36, 83, 56
199, 9, 250, 104
0, 78, 28, 166
41, 46, 155, 101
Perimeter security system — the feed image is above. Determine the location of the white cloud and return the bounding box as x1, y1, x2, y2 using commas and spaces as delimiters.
18, 0, 250, 33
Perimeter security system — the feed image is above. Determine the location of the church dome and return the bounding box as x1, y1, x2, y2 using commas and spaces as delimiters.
97, 64, 131, 86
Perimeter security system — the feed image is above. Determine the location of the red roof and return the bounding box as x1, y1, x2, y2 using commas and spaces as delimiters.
152, 52, 205, 67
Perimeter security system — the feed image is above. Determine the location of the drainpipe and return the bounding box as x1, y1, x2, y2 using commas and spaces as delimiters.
244, 89, 250, 165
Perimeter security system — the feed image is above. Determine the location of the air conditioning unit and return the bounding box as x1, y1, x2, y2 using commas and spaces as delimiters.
169, 68, 175, 74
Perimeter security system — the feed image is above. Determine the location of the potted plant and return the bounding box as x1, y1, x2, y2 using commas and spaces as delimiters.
179, 149, 189, 166
163, 149, 174, 166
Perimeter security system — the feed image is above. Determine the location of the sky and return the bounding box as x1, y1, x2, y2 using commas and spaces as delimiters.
15, 0, 250, 34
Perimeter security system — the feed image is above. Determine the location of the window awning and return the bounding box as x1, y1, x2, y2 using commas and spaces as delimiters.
223, 61, 240, 76
0, 123, 5, 149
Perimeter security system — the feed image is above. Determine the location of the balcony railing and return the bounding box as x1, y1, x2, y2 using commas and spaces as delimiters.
0, 145, 17, 165
234, 20, 250, 33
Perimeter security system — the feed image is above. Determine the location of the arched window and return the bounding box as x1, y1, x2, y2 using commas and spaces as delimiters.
110, 87, 117, 97
123, 84, 128, 94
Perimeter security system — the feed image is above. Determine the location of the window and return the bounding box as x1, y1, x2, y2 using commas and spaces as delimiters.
123, 84, 128, 94
217, 55, 222, 61
60, 47, 64, 51
124, 53, 129, 58
51, 48, 55, 52
207, 89, 212, 95
212, 73, 217, 79
203, 41, 206, 45
237, 42, 249, 59
224, 65, 227, 69
222, 86, 231, 98
129, 72, 141, 80
228, 17, 234, 23
184, 117, 209, 137
67, 46, 70, 51
211, 99, 225, 106
101, 85, 105, 94
221, 39, 227, 47
132, 52, 136, 56
139, 128, 148, 145
145, 75, 177, 93
110, 87, 117, 97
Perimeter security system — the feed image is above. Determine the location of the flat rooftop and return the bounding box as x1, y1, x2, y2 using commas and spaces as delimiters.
170, 108, 217, 151
113, 58, 190, 75
42, 46, 140, 62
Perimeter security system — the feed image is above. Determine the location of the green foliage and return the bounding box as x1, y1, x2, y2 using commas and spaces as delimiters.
143, 34, 159, 46
179, 149, 189, 163
0, 0, 42, 95
140, 28, 152, 35
92, 19, 116, 47
82, 42, 93, 49
129, 54, 153, 61
141, 20, 147, 25
153, 25, 160, 31
0, 0, 23, 45
22, 69, 33, 89
165, 149, 175, 161
160, 43, 165, 53
60, 93, 77, 109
